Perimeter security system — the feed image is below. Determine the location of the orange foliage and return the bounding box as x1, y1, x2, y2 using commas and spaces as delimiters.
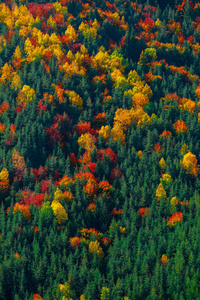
145, 72, 162, 82
138, 150, 143, 159
98, 181, 112, 193
154, 143, 163, 153
83, 181, 97, 199
86, 203, 95, 212
79, 151, 91, 165
0, 102, 10, 114
12, 149, 26, 170
80, 228, 99, 239
161, 254, 168, 267
33, 294, 43, 300
14, 253, 20, 259
70, 237, 81, 248
0, 181, 10, 194
55, 83, 65, 103
167, 212, 183, 226
159, 130, 171, 140
0, 124, 6, 133
173, 120, 188, 134
111, 208, 123, 216
13, 203, 31, 219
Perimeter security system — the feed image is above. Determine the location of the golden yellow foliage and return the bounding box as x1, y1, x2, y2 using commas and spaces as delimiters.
170, 197, 179, 206
99, 125, 111, 141
16, 85, 35, 105
100, 287, 110, 300
51, 200, 68, 224
181, 151, 199, 177
159, 158, 166, 170
0, 168, 9, 182
12, 149, 26, 170
1, 63, 14, 83
78, 133, 96, 151
160, 173, 173, 184
155, 183, 167, 201
65, 24, 78, 43
89, 240, 104, 259
180, 144, 189, 156
132, 92, 149, 108
110, 123, 126, 144
114, 108, 132, 130
65, 90, 83, 109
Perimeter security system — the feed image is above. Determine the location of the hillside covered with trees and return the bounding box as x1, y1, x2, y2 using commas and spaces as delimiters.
1, 0, 200, 299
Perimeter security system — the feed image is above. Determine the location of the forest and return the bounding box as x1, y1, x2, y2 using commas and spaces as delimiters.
0, 0, 200, 299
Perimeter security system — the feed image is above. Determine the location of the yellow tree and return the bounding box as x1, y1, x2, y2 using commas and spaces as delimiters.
51, 200, 68, 224
0, 168, 10, 194
159, 158, 166, 170
132, 92, 149, 108
155, 183, 167, 201
181, 152, 199, 177
89, 240, 104, 259
78, 133, 96, 151
113, 108, 132, 130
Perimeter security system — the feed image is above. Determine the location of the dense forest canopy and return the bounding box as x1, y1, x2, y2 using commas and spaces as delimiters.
1, 0, 200, 299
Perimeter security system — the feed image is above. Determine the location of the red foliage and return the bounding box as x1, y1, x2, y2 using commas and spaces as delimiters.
13, 58, 22, 70
45, 51, 53, 62
6, 124, 17, 146
110, 167, 123, 181
87, 163, 96, 173
40, 180, 49, 193
27, 3, 54, 19
0, 102, 10, 115
187, 35, 194, 43
111, 208, 123, 216
31, 166, 47, 182
53, 170, 60, 182
71, 43, 82, 53
32, 226, 39, 232
46, 123, 62, 144
101, 237, 111, 246
108, 39, 116, 48
154, 143, 163, 153
97, 148, 117, 164
75, 121, 96, 136
30, 38, 38, 47
37, 100, 47, 115
70, 153, 79, 167
138, 207, 150, 217
15, 104, 25, 113
6, 30, 14, 43
22, 193, 45, 207
46, 114, 72, 146
53, 13, 64, 27
119, 35, 126, 47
